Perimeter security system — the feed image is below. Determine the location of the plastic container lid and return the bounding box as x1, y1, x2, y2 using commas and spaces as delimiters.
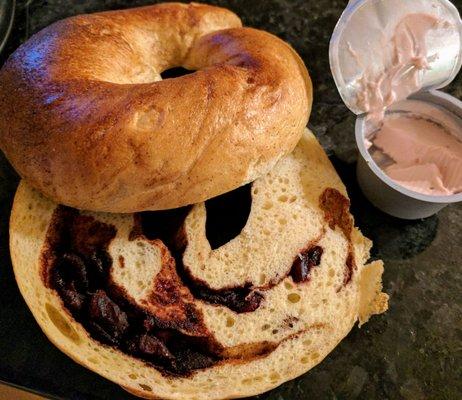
329, 0, 462, 115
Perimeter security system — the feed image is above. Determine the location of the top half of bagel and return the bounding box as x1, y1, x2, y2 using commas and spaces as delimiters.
10, 130, 387, 400
0, 2, 312, 213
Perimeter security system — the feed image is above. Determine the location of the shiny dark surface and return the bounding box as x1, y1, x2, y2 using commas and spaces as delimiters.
0, 1, 461, 399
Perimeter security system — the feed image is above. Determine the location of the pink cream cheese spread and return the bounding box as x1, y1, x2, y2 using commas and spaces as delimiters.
370, 111, 462, 196
354, 13, 450, 120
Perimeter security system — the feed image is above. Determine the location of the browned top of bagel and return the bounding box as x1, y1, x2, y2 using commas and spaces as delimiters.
0, 2, 312, 212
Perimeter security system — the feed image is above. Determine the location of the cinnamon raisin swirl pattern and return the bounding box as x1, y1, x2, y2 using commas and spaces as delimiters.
10, 131, 387, 400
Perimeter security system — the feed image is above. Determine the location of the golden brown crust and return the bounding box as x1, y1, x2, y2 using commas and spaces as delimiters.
0, 2, 312, 212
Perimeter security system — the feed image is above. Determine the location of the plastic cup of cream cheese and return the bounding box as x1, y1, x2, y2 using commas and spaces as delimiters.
330, 0, 462, 219
356, 91, 462, 219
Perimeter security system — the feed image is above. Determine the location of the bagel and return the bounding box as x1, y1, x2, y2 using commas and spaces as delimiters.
0, 2, 312, 213
10, 130, 387, 400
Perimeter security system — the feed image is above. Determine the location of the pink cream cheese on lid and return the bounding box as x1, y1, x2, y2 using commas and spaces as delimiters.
370, 110, 462, 196
352, 13, 451, 122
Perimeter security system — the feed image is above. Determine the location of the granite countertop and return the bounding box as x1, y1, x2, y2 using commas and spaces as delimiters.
0, 1, 461, 399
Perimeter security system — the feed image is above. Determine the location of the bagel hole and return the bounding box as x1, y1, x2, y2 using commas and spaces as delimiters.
160, 67, 194, 80
137, 196, 263, 314
139, 206, 191, 248
205, 184, 252, 250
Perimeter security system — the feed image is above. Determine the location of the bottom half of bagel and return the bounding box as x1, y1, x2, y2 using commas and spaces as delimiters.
10, 130, 388, 400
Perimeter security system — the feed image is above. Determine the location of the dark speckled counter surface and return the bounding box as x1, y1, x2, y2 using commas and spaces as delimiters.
0, 1, 461, 399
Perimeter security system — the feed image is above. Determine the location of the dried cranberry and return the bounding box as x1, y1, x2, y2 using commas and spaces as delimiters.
88, 252, 104, 278
88, 290, 128, 341
195, 287, 263, 313
143, 316, 158, 332
52, 268, 86, 312
154, 330, 173, 344
57, 252, 89, 291
232, 291, 263, 313
138, 334, 174, 361
52, 267, 66, 292
86, 250, 111, 288
61, 282, 86, 312
172, 347, 216, 374
291, 246, 324, 283
87, 322, 120, 346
